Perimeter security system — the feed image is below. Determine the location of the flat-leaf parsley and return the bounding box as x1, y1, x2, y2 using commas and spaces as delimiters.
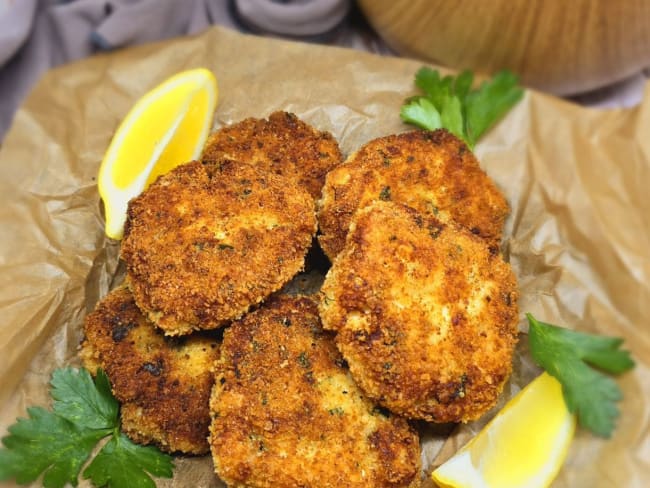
527, 314, 635, 438
0, 367, 174, 488
400, 67, 524, 148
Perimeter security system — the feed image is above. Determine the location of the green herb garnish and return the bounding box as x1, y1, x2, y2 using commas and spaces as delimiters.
297, 352, 311, 369
527, 314, 635, 438
400, 67, 524, 148
328, 407, 344, 416
0, 367, 174, 488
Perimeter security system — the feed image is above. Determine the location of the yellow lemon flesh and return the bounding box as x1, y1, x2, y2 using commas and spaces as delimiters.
432, 372, 576, 488
98, 68, 218, 239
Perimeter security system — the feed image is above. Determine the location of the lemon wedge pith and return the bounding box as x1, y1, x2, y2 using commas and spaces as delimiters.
98, 68, 218, 240
432, 372, 576, 488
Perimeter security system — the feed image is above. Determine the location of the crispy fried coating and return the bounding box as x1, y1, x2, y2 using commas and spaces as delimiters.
319, 201, 519, 423
317, 129, 509, 260
121, 159, 317, 335
79, 286, 220, 454
202, 111, 343, 200
209, 294, 421, 488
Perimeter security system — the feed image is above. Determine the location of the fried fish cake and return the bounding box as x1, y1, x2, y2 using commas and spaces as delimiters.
317, 129, 509, 260
209, 294, 421, 488
202, 111, 343, 200
121, 159, 317, 335
319, 201, 519, 423
79, 286, 219, 454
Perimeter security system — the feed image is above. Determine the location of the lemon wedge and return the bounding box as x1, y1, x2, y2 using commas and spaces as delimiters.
98, 68, 218, 239
432, 372, 576, 488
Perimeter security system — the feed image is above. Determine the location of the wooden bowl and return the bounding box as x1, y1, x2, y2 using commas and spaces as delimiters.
358, 0, 650, 95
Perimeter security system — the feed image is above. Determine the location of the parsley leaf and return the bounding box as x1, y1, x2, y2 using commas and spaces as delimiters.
0, 367, 174, 487
401, 67, 524, 148
415, 68, 454, 109
84, 432, 174, 488
440, 95, 464, 142
51, 367, 118, 430
527, 313, 635, 438
400, 97, 441, 131
464, 70, 524, 146
0, 407, 108, 487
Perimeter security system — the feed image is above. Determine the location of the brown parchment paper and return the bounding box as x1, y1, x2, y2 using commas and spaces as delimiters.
0, 25, 648, 488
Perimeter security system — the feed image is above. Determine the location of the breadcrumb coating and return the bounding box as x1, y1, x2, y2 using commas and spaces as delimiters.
317, 129, 509, 260
210, 294, 421, 487
79, 286, 220, 454
202, 111, 343, 200
121, 159, 317, 335
319, 201, 519, 423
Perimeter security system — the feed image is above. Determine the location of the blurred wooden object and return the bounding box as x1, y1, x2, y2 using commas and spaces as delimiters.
358, 0, 650, 95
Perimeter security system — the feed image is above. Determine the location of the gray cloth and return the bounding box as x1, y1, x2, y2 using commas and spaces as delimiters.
235, 0, 349, 37
0, 0, 38, 64
0, 0, 353, 142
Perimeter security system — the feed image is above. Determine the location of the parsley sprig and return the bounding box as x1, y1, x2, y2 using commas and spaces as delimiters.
400, 67, 524, 148
0, 367, 174, 488
527, 314, 635, 438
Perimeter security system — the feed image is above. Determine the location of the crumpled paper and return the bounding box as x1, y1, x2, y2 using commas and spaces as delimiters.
0, 25, 648, 488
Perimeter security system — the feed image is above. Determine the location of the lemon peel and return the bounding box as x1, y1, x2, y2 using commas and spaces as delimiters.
98, 68, 218, 240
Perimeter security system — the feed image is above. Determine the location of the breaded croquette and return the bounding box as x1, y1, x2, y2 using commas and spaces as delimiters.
317, 129, 509, 260
209, 294, 421, 488
202, 111, 343, 200
121, 159, 317, 335
79, 286, 220, 454
319, 201, 519, 423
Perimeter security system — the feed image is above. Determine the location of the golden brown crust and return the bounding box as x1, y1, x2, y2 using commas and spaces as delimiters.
121, 159, 317, 335
317, 129, 509, 260
319, 201, 519, 423
79, 286, 220, 454
209, 294, 421, 488
202, 111, 343, 200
